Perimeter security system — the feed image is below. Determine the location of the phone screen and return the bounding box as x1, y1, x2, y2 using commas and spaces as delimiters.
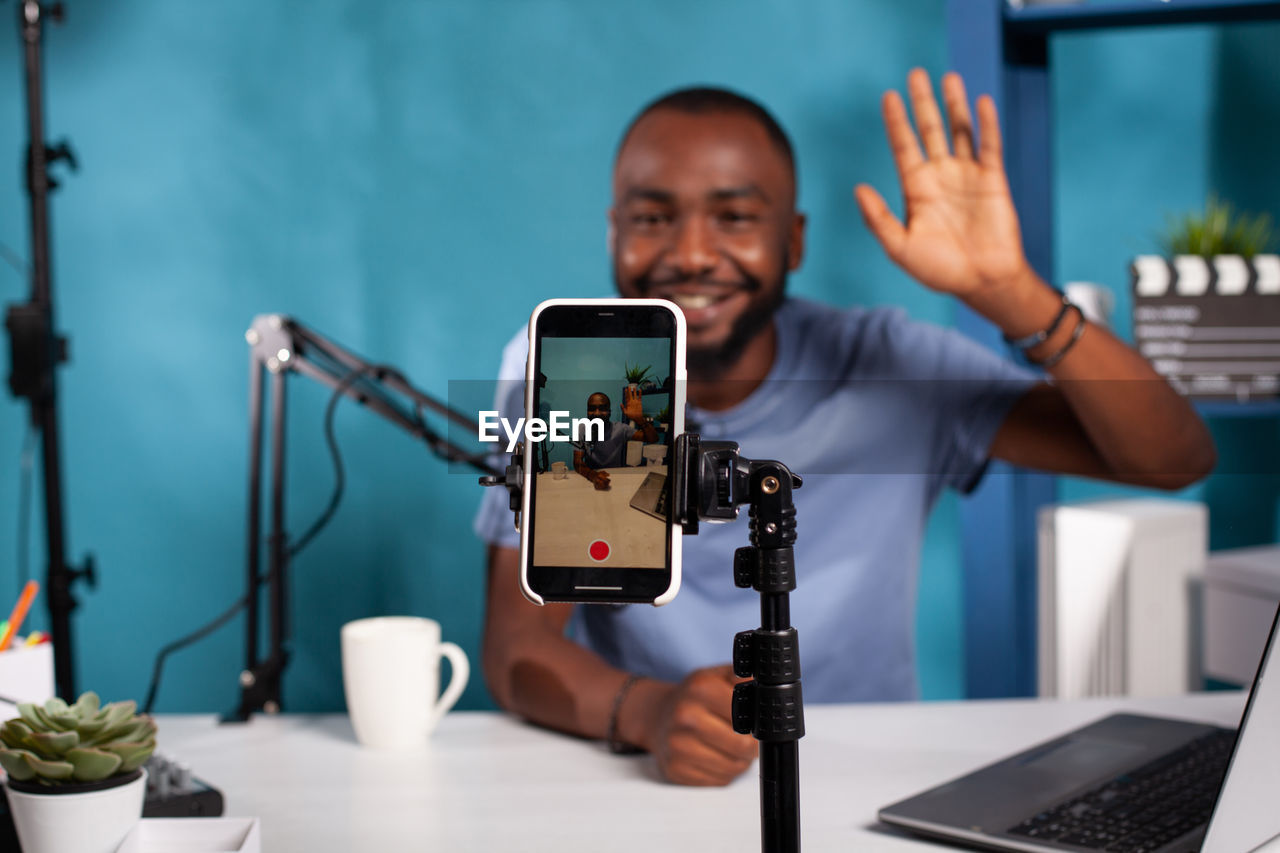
522, 300, 684, 604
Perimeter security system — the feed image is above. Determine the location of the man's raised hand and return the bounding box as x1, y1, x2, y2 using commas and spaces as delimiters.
854, 69, 1034, 301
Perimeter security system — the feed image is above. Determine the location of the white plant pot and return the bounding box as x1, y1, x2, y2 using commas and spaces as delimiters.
6, 767, 147, 853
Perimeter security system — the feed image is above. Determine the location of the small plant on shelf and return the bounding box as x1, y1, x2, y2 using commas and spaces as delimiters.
623, 362, 653, 386
0, 692, 156, 786
1158, 195, 1276, 258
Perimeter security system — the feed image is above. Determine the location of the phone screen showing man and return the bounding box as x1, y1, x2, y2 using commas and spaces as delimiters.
523, 300, 684, 604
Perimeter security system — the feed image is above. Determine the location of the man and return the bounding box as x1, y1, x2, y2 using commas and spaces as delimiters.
573, 389, 660, 489
473, 70, 1215, 786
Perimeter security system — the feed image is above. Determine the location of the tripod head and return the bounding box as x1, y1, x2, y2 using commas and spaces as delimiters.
480, 431, 802, 533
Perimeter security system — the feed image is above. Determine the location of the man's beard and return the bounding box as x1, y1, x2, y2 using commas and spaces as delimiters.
616, 259, 789, 380
686, 276, 785, 378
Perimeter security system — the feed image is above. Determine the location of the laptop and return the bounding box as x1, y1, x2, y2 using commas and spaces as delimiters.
879, 603, 1280, 853
628, 472, 669, 521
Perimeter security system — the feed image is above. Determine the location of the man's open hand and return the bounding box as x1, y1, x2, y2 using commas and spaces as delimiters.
646, 665, 757, 786
621, 385, 646, 424
855, 69, 1033, 300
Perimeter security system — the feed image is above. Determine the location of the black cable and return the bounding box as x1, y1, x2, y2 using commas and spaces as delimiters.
17, 423, 35, 593
142, 594, 247, 715
142, 365, 374, 713
286, 365, 373, 558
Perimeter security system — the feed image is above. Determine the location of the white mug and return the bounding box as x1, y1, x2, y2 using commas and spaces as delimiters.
1064, 281, 1115, 329
341, 616, 470, 749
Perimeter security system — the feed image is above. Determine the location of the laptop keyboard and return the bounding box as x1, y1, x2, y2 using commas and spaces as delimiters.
653, 484, 669, 517
1006, 728, 1235, 852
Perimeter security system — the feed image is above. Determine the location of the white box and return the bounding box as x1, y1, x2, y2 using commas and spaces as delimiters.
0, 642, 54, 719
1038, 499, 1207, 699
1203, 544, 1280, 685
117, 817, 261, 853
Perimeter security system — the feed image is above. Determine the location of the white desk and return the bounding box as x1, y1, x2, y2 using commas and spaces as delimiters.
532, 466, 665, 567
159, 693, 1244, 852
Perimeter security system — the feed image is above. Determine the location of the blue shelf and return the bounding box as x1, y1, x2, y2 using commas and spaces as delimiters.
948, 0, 1280, 700
1006, 0, 1280, 34
1195, 399, 1280, 417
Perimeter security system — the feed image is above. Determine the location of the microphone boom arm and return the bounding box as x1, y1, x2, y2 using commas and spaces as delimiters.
231, 313, 498, 722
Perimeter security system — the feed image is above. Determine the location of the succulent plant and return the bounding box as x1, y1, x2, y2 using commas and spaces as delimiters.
0, 692, 156, 786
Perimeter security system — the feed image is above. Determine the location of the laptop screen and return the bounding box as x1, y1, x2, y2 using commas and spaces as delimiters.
1202, 603, 1280, 853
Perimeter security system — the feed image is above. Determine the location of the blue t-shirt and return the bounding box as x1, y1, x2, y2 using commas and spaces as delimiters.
473, 297, 1037, 702
574, 421, 638, 469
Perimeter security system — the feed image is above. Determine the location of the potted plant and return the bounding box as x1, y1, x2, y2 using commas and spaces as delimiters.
655, 404, 671, 433
623, 361, 653, 393
1131, 196, 1280, 402
0, 692, 156, 853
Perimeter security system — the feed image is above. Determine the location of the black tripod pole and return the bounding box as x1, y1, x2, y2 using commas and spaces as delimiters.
730, 461, 804, 853
486, 433, 805, 851
7, 0, 86, 701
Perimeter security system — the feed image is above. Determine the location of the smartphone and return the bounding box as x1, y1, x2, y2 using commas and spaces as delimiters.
519, 298, 686, 606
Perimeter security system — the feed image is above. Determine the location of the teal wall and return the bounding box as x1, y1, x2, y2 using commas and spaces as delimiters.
0, 3, 1275, 712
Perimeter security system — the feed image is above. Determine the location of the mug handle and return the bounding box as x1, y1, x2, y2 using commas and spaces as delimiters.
430, 641, 470, 729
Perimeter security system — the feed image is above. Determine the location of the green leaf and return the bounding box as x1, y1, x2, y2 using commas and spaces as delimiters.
72, 715, 111, 740
0, 720, 32, 750
71, 692, 101, 718
1158, 194, 1277, 258
67, 747, 122, 783
99, 701, 137, 729
43, 698, 69, 717
0, 748, 74, 781
101, 739, 156, 773
16, 703, 47, 732
27, 729, 79, 758
85, 717, 152, 748
0, 749, 38, 781
47, 712, 79, 731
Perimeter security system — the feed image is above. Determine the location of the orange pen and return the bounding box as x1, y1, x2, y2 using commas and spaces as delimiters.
0, 581, 39, 653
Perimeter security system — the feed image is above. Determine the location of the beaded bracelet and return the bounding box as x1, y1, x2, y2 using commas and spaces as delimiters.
607, 674, 645, 755
1003, 291, 1073, 350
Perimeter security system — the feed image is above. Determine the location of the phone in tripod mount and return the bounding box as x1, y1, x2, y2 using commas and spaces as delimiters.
515, 298, 686, 606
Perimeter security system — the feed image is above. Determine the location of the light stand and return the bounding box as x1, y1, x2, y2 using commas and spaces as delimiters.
4, 0, 90, 702
230, 314, 500, 721
483, 432, 806, 852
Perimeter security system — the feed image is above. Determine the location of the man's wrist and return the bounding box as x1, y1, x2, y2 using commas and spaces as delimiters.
614, 676, 670, 754
962, 265, 1061, 340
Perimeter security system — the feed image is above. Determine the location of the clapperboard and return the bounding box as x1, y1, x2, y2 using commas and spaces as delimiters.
1131, 254, 1280, 402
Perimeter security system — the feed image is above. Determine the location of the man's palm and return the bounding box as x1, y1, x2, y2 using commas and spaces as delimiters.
855, 70, 1030, 297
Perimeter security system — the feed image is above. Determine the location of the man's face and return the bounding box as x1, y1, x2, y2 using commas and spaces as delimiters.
586, 393, 611, 426
610, 109, 805, 373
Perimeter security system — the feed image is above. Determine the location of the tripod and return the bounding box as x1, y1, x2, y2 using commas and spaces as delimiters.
484, 432, 806, 852
4, 0, 89, 702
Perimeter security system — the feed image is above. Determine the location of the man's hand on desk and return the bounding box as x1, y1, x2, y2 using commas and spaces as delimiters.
624, 665, 758, 786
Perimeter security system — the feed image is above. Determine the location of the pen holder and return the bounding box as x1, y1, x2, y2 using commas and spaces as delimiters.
0, 642, 55, 719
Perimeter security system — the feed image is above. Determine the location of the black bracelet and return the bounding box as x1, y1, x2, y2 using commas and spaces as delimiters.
607, 674, 645, 755
1028, 304, 1086, 369
1003, 292, 1072, 350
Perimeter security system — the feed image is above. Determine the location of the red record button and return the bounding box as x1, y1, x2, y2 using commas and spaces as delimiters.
588, 540, 610, 562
